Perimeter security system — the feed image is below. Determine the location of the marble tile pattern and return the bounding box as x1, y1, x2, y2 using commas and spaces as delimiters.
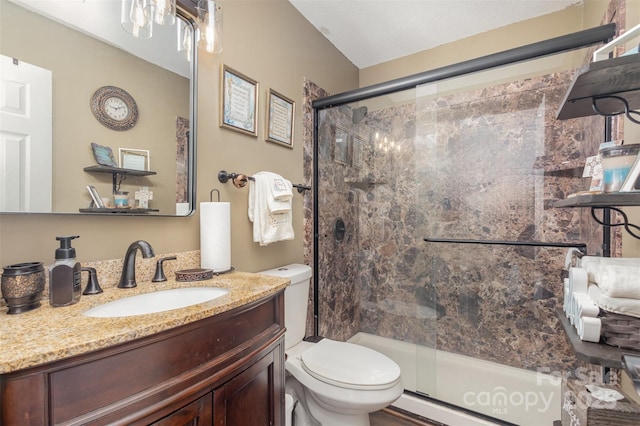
0, 253, 288, 374
309, 67, 606, 375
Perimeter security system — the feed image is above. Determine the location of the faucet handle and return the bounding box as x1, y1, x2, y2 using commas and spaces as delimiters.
152, 256, 177, 282
82, 267, 103, 295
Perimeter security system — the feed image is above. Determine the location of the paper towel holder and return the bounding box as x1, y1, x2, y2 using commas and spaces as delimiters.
210, 189, 221, 202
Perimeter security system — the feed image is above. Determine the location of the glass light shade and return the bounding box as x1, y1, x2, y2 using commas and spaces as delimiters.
121, 0, 153, 39
177, 20, 193, 62
145, 0, 176, 26
196, 0, 223, 53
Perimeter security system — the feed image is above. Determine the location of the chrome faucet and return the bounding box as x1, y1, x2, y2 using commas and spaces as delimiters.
118, 240, 155, 288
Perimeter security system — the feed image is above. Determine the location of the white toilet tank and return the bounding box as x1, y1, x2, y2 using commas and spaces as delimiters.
258, 264, 312, 350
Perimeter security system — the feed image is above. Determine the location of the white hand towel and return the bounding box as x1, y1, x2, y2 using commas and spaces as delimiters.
580, 256, 640, 285
588, 284, 640, 318
248, 173, 294, 246
598, 265, 640, 299
257, 171, 293, 214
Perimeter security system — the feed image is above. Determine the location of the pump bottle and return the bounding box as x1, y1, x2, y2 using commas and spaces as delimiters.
49, 235, 82, 307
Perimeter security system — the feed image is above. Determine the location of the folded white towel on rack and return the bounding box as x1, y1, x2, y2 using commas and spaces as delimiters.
254, 171, 293, 214
248, 172, 294, 246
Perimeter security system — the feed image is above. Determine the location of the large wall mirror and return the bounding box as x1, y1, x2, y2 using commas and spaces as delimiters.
0, 0, 196, 216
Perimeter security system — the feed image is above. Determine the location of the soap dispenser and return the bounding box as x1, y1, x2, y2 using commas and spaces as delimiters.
49, 235, 82, 307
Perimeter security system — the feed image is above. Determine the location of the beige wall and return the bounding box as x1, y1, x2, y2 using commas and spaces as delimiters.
1, 0, 638, 274
0, 0, 358, 272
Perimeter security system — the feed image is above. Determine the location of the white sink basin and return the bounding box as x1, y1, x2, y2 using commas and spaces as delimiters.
83, 287, 229, 318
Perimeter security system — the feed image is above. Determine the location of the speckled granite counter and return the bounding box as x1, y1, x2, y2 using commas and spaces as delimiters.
0, 271, 289, 374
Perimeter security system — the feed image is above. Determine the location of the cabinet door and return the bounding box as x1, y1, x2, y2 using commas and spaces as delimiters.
152, 393, 213, 426
214, 348, 283, 426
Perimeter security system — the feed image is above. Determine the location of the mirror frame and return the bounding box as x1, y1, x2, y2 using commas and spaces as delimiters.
0, 1, 198, 217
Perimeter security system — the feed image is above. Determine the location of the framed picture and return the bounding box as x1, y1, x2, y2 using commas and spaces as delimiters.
220, 64, 258, 136
352, 135, 364, 169
119, 148, 150, 171
265, 88, 295, 148
333, 125, 349, 165
91, 142, 118, 167
86, 185, 105, 208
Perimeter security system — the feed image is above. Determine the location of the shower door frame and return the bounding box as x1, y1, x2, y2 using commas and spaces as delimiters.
309, 23, 617, 339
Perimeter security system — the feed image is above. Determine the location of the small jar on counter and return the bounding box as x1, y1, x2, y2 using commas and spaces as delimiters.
1, 262, 46, 314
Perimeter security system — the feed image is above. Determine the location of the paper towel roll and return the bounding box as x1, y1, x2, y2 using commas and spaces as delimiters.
200, 202, 231, 272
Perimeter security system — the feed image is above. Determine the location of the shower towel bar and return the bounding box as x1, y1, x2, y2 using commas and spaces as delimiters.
218, 170, 311, 193
424, 237, 587, 254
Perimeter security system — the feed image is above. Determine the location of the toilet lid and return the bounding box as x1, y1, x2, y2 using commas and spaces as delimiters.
300, 339, 401, 390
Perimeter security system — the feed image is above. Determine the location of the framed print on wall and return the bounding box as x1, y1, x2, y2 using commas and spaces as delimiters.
220, 64, 258, 136
119, 148, 150, 171
265, 88, 295, 148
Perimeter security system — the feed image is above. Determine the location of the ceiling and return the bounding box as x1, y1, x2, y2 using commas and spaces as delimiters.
289, 0, 582, 69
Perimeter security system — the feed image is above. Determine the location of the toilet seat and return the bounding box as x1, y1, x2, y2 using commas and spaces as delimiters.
300, 339, 401, 390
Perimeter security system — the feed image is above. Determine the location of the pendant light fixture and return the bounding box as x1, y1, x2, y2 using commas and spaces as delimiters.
177, 19, 193, 61
121, 0, 153, 39
145, 0, 177, 26
196, 0, 223, 53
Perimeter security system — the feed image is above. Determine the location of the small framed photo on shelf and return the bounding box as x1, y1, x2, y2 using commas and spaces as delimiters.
86, 185, 105, 208
352, 135, 364, 169
265, 88, 295, 148
119, 148, 150, 171
91, 142, 118, 167
333, 125, 349, 165
220, 64, 258, 136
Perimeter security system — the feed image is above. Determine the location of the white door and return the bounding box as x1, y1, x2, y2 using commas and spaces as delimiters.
0, 54, 52, 212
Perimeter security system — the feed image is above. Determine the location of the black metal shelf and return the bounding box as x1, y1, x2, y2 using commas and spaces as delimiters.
79, 208, 159, 214
84, 165, 156, 194
83, 165, 156, 177
557, 53, 640, 120
555, 308, 640, 369
554, 192, 640, 208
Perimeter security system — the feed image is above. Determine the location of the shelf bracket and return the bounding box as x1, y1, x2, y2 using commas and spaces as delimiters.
591, 206, 640, 240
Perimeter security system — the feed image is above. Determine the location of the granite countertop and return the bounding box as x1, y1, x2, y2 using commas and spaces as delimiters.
0, 271, 289, 374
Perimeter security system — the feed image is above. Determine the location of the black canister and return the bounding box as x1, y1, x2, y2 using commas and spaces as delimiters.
1, 262, 46, 314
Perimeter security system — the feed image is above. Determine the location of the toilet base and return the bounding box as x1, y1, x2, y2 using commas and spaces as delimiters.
286, 374, 371, 426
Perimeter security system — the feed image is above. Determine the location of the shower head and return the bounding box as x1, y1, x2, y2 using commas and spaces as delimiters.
352, 106, 368, 124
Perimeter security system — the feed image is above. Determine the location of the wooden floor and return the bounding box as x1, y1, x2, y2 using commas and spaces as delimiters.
370, 408, 445, 426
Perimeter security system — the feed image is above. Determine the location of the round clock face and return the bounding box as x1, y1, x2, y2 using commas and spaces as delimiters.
91, 86, 138, 131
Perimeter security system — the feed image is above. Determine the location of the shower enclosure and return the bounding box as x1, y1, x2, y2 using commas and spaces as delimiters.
305, 24, 620, 425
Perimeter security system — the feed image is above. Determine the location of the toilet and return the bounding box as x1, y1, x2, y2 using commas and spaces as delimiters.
258, 264, 403, 426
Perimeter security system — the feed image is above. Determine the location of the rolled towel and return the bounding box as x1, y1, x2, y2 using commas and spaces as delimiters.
598, 264, 640, 299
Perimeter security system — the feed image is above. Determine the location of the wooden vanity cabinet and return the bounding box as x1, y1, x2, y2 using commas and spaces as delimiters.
0, 292, 285, 426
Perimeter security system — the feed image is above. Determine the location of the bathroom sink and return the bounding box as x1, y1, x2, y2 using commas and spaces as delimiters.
83, 287, 229, 318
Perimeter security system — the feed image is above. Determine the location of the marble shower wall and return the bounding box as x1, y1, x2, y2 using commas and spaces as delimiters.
312, 66, 604, 374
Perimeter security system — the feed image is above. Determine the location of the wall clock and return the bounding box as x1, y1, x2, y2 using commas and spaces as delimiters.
90, 86, 139, 131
